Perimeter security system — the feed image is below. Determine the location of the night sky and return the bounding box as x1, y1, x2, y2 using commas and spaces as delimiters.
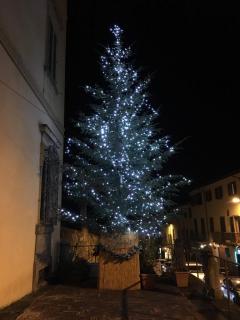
65, 0, 240, 186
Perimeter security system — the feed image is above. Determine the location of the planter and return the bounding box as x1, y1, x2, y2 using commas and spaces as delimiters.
175, 271, 189, 288
99, 233, 141, 290
140, 273, 156, 290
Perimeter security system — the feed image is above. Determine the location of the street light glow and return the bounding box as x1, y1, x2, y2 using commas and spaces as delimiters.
232, 196, 240, 203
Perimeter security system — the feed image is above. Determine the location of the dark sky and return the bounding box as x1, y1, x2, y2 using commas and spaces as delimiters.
65, 0, 240, 185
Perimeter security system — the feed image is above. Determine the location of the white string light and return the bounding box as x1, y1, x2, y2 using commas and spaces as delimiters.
63, 25, 190, 235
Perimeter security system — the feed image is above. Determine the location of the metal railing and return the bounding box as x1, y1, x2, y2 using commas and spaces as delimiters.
164, 232, 240, 245
211, 232, 240, 244
186, 250, 240, 320
60, 243, 99, 264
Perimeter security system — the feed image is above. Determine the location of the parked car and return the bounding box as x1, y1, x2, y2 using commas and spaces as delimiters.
221, 278, 240, 304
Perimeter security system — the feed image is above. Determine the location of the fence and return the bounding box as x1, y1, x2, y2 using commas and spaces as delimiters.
186, 249, 240, 320
59, 243, 99, 282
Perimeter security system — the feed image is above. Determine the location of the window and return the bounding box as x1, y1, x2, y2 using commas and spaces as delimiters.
205, 190, 212, 202
230, 217, 235, 233
228, 181, 237, 196
40, 157, 47, 222
40, 145, 60, 224
225, 247, 231, 258
209, 217, 214, 233
173, 228, 175, 240
191, 193, 203, 206
237, 217, 240, 233
215, 186, 223, 199
201, 218, 206, 235
45, 18, 57, 83
190, 229, 194, 239
220, 216, 226, 233
188, 208, 192, 219
194, 218, 198, 234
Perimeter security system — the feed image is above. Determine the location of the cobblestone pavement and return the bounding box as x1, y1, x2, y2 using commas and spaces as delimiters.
4, 283, 207, 320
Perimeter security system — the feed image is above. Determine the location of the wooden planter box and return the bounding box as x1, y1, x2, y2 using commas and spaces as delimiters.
175, 271, 189, 287
99, 233, 141, 290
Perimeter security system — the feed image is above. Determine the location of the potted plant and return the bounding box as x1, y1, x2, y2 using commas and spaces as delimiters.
173, 239, 189, 288
139, 237, 160, 289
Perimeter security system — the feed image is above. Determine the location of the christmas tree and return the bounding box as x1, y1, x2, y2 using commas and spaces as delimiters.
63, 25, 189, 235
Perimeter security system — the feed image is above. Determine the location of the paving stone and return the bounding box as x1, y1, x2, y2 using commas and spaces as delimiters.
2, 284, 219, 320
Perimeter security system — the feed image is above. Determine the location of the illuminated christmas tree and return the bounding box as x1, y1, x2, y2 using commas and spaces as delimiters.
63, 25, 189, 235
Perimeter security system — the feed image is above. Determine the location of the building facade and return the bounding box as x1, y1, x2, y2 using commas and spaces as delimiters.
164, 172, 240, 265
0, 0, 66, 307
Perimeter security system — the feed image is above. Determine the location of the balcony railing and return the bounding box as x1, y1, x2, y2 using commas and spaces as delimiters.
163, 232, 240, 245
211, 232, 240, 244
185, 232, 240, 245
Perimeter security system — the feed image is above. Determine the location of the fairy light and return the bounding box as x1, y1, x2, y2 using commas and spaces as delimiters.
63, 25, 189, 234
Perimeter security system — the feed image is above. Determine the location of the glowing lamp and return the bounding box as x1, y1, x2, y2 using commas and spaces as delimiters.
232, 197, 240, 203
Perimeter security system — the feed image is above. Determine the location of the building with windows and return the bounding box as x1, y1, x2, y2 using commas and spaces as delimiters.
0, 0, 66, 307
163, 171, 240, 265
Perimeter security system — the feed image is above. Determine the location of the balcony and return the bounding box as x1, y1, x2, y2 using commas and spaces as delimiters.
211, 232, 240, 244
186, 232, 240, 245
188, 234, 207, 242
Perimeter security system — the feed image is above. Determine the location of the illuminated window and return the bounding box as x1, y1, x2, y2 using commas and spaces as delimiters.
45, 18, 57, 83
235, 246, 240, 264
215, 186, 223, 199
237, 217, 240, 232
228, 181, 237, 196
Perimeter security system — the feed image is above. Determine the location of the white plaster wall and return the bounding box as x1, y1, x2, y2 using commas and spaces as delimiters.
0, 0, 66, 308
0, 0, 66, 127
